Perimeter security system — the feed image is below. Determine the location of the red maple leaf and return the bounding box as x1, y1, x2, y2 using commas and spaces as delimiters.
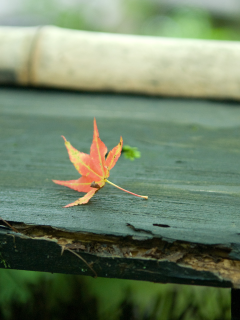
53, 118, 148, 207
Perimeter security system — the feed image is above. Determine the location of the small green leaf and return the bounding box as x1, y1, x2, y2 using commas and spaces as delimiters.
122, 145, 141, 161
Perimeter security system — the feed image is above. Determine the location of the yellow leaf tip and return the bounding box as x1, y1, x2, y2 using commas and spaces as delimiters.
61, 135, 67, 142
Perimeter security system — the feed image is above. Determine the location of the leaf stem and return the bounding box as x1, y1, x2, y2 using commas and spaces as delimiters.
105, 179, 148, 199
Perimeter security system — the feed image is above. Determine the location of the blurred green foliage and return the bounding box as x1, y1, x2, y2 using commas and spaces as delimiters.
122, 1, 240, 40
0, 269, 231, 319
22, 0, 240, 40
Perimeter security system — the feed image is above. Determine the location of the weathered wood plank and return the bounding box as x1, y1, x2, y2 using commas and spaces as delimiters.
1, 87, 240, 286
0, 228, 232, 288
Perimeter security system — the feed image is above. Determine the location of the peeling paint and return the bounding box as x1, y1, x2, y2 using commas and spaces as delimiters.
2, 222, 239, 288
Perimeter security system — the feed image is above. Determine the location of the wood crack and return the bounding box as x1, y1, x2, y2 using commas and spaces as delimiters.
1, 221, 239, 287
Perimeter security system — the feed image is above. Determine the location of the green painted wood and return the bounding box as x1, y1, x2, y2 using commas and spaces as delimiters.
1, 86, 240, 285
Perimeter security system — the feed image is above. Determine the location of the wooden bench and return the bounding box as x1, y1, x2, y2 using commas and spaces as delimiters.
1, 86, 240, 318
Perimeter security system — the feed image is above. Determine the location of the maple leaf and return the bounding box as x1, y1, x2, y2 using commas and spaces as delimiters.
53, 118, 148, 207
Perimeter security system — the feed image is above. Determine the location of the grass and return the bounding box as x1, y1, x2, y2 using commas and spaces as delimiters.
0, 269, 231, 319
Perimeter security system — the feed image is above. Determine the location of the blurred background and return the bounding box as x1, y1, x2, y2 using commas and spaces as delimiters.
1, 0, 240, 40
0, 0, 236, 319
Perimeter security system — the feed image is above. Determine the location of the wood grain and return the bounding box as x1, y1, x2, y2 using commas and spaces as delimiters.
1, 87, 240, 286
